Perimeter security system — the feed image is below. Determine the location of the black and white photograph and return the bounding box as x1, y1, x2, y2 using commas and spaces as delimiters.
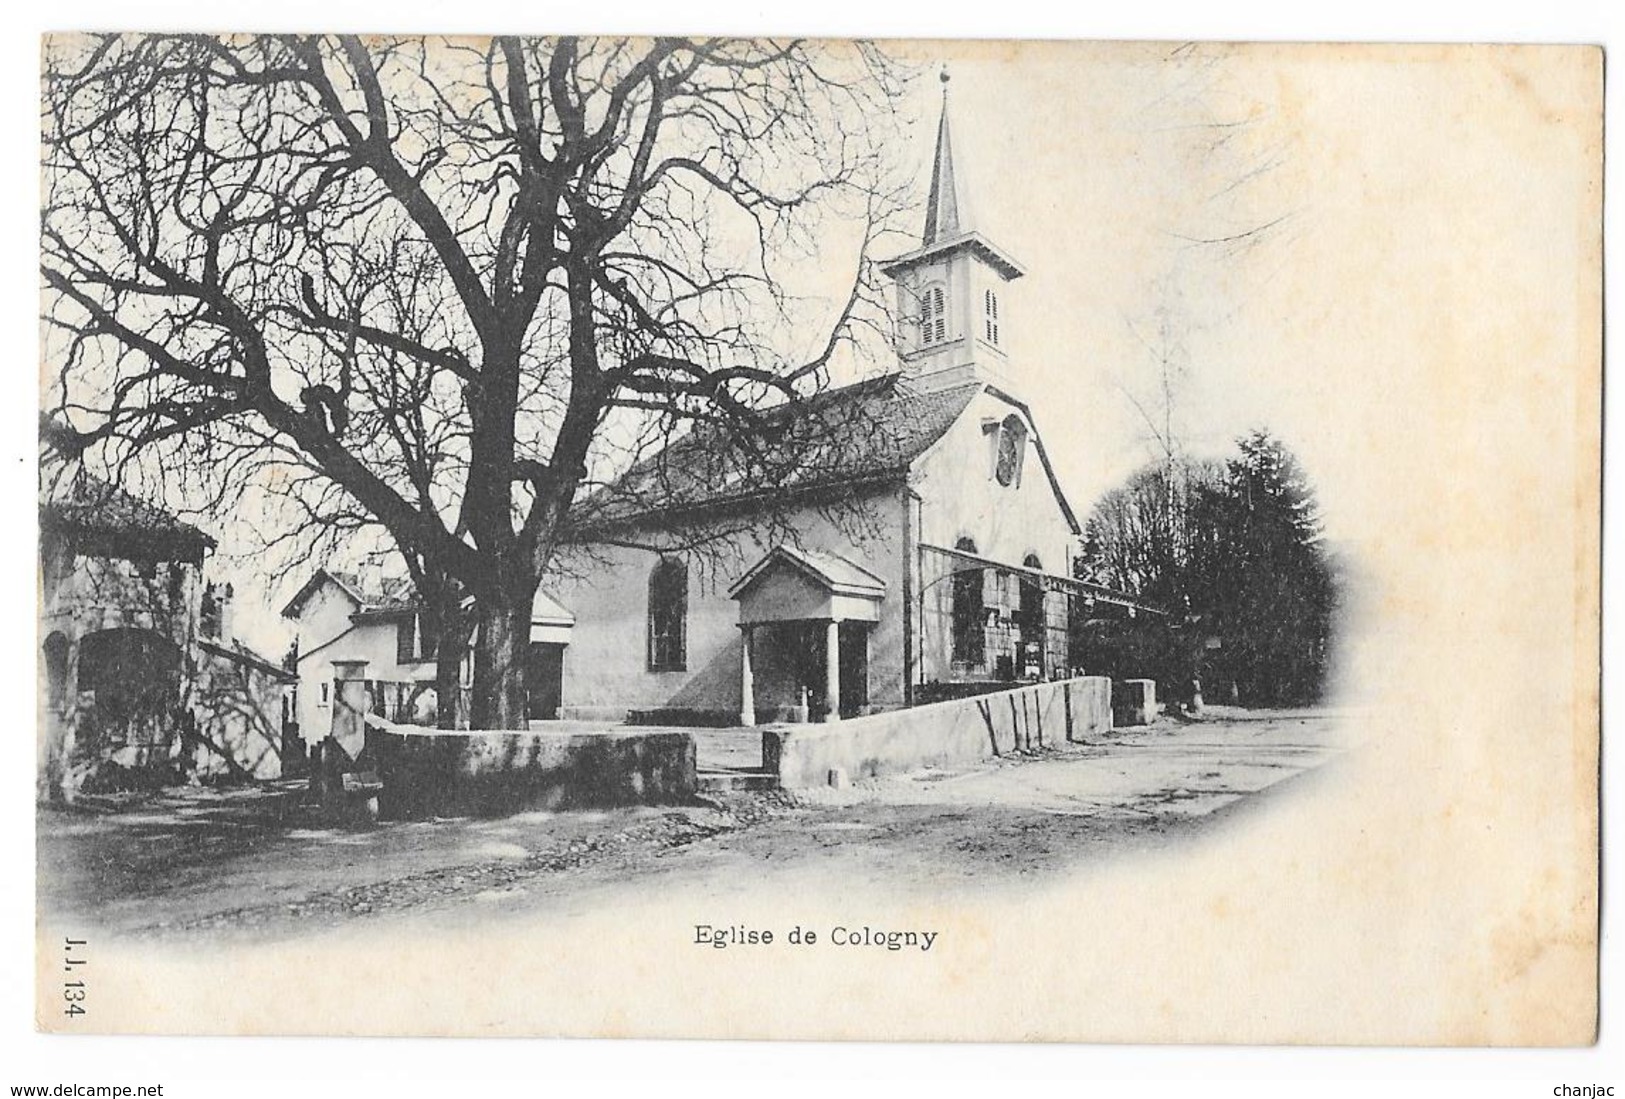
21, 20, 1601, 1068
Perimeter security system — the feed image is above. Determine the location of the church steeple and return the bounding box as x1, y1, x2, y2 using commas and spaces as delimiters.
922, 69, 963, 244
879, 68, 1025, 396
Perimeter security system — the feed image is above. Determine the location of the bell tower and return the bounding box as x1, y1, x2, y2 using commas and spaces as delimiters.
880, 69, 1025, 395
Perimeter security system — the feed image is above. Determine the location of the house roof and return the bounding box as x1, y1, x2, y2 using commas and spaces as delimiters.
283, 566, 577, 629
280, 567, 416, 619
531, 590, 576, 627
40, 465, 215, 559
728, 545, 887, 600
571, 373, 982, 531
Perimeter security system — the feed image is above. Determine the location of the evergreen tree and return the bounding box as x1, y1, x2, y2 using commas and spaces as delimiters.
1197, 430, 1336, 704
1080, 430, 1338, 706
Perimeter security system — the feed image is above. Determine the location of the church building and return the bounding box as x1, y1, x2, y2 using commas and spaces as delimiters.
546, 77, 1153, 728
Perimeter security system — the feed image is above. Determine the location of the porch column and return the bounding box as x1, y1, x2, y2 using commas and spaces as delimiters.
824, 618, 841, 723
739, 625, 757, 727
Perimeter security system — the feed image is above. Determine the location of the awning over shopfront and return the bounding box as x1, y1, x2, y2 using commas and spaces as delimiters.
917, 541, 1165, 617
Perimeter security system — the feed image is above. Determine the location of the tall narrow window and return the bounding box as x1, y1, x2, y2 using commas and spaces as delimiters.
648, 558, 688, 671
950, 537, 985, 666
1017, 554, 1046, 680
43, 632, 69, 710
921, 285, 947, 347
984, 289, 1000, 345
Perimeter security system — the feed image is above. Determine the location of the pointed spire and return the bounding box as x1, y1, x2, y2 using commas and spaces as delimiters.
922, 66, 964, 245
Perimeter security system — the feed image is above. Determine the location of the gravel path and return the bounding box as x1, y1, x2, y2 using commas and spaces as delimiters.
38, 709, 1350, 941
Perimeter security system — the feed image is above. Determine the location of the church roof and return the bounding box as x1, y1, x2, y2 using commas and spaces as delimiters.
570, 373, 982, 531
197, 637, 299, 683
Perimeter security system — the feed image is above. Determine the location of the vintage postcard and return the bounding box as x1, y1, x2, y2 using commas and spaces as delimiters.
34, 35, 1600, 1043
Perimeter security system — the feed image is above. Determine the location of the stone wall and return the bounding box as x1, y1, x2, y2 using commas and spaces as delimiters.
39, 544, 205, 799
361, 719, 698, 818
1113, 678, 1157, 726
764, 675, 1111, 789
189, 645, 293, 781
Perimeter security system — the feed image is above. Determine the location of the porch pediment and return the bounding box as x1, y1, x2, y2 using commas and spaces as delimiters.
729, 546, 885, 625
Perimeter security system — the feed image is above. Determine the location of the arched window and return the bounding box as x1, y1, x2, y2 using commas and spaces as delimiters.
951, 537, 985, 666
647, 558, 688, 671
921, 285, 947, 347
984, 289, 1000, 345
995, 414, 1027, 487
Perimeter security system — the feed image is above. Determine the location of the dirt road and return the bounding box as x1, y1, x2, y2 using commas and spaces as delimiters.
37, 707, 1349, 942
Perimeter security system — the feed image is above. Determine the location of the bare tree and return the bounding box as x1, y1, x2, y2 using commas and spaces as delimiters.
41, 34, 912, 728
1117, 41, 1301, 468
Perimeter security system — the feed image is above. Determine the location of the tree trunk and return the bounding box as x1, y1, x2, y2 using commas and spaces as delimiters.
416, 581, 470, 730
469, 597, 530, 730
434, 630, 466, 730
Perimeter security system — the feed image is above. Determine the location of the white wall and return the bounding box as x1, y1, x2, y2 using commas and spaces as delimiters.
911, 387, 1080, 683
912, 387, 1077, 568
549, 485, 908, 721
290, 583, 434, 742
550, 386, 1084, 718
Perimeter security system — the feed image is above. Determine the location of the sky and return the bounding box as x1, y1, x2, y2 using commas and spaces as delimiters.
35, 37, 1603, 676
843, 41, 1598, 713
875, 41, 1596, 549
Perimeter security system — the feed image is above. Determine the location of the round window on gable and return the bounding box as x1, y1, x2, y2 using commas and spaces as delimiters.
995, 414, 1027, 487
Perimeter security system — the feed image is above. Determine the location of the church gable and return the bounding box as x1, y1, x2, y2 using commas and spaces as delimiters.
909, 386, 1081, 576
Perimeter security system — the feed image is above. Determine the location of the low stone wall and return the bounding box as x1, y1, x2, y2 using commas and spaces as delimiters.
764, 676, 1112, 789
1113, 678, 1157, 726
363, 719, 697, 817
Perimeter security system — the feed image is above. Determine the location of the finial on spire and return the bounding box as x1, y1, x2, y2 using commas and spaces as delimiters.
922, 67, 962, 245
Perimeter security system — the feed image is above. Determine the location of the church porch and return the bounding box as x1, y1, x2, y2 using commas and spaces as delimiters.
729, 545, 886, 727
